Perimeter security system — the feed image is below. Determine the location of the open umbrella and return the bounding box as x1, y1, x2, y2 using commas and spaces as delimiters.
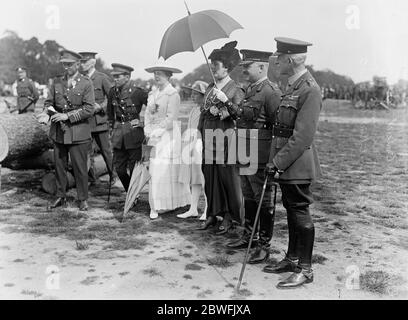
158, 2, 243, 83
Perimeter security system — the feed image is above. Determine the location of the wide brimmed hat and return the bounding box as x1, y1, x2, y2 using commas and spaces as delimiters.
145, 59, 182, 74
182, 80, 208, 95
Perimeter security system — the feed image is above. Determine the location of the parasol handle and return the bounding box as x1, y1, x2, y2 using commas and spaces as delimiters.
184, 0, 217, 88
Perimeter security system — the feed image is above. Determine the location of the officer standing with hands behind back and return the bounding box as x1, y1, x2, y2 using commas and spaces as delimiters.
263, 37, 322, 289
107, 63, 148, 192
79, 51, 116, 186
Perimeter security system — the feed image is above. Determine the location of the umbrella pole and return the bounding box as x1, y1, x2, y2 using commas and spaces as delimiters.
200, 46, 217, 86
184, 1, 217, 86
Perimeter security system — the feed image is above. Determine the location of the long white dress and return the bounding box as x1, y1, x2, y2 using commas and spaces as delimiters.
144, 83, 190, 211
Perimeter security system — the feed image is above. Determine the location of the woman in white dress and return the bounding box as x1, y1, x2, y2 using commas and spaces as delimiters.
144, 63, 190, 219
177, 81, 208, 220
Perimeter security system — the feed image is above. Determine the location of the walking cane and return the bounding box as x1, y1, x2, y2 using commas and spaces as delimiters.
107, 174, 112, 203
235, 176, 278, 292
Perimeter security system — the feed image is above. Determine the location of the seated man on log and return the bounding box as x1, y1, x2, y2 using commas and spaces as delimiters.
37, 50, 95, 211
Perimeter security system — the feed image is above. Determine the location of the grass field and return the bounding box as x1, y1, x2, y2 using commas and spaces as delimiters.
0, 99, 407, 299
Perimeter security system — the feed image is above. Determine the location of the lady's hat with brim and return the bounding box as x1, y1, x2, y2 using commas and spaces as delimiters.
182, 80, 209, 95
111, 63, 134, 75
145, 58, 182, 74
60, 49, 82, 63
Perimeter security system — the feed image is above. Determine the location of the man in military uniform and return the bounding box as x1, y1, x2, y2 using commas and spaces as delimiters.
37, 50, 95, 211
15, 66, 39, 113
107, 63, 148, 192
263, 37, 322, 289
79, 52, 116, 186
213, 50, 282, 263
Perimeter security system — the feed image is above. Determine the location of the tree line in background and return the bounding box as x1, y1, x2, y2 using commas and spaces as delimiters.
1, 31, 406, 100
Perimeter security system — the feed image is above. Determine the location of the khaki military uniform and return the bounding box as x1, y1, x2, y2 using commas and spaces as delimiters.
107, 80, 148, 191
269, 70, 322, 268
87, 70, 114, 183
44, 72, 95, 201
226, 77, 282, 247
16, 77, 39, 113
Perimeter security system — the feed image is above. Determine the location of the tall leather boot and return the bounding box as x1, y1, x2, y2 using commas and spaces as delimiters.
248, 207, 274, 264
226, 199, 258, 249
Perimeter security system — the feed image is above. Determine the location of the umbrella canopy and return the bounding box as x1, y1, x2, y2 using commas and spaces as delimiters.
159, 10, 243, 60
123, 162, 151, 216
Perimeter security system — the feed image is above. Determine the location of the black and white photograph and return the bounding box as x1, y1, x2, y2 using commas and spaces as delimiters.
0, 0, 407, 303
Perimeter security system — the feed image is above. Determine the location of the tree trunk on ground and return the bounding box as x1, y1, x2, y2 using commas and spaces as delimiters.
41, 154, 108, 195
0, 114, 52, 165
6, 150, 54, 170
41, 171, 75, 195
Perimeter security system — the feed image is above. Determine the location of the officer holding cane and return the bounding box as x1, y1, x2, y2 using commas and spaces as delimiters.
263, 37, 322, 289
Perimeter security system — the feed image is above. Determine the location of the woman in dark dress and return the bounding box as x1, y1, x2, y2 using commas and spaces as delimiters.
197, 41, 245, 232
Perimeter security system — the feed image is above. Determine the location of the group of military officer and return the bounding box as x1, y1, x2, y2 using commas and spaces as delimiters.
30, 35, 321, 290
210, 37, 322, 289
36, 50, 147, 211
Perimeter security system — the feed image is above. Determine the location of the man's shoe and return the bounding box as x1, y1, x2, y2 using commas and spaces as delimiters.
196, 216, 217, 230
248, 246, 270, 264
263, 257, 298, 274
215, 219, 233, 235
276, 269, 314, 289
226, 237, 258, 249
79, 200, 89, 211
49, 197, 66, 209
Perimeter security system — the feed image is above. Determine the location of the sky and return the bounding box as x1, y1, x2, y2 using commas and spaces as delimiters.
1, 0, 407, 84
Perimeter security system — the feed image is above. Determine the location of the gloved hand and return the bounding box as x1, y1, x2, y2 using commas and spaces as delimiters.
209, 106, 220, 116
213, 88, 229, 103
265, 162, 281, 179
36, 112, 50, 124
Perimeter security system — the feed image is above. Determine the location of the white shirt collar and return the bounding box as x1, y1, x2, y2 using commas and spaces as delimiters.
288, 68, 307, 86
88, 68, 96, 78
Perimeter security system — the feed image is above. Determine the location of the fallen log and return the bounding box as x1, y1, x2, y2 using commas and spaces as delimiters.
41, 171, 75, 195
6, 150, 54, 170
41, 154, 108, 195
0, 114, 52, 165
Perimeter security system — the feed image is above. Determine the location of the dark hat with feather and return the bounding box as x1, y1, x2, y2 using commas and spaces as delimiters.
208, 41, 241, 72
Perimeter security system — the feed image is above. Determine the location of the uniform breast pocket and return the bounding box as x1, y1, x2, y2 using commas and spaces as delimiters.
277, 98, 298, 127
70, 91, 83, 106
94, 87, 103, 101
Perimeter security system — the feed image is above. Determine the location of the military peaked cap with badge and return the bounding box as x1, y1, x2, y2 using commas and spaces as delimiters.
239, 50, 273, 66
111, 63, 134, 75
272, 37, 313, 56
59, 49, 82, 63
78, 52, 98, 61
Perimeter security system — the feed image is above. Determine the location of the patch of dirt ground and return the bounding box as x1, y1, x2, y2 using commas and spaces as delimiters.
0, 100, 407, 299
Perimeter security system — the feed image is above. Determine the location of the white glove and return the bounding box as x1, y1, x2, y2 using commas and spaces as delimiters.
36, 112, 50, 124
213, 88, 228, 103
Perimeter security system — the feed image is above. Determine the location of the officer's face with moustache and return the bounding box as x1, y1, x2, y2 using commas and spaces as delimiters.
80, 58, 95, 75
62, 61, 79, 77
274, 53, 292, 77
113, 73, 129, 87
17, 70, 26, 81
242, 62, 264, 84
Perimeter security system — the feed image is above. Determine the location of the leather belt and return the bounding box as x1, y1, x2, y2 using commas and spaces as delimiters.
272, 125, 293, 138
